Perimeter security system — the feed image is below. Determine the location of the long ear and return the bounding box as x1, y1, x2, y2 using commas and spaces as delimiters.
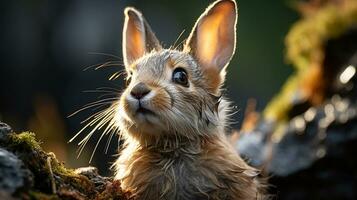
184, 0, 237, 83
122, 7, 162, 66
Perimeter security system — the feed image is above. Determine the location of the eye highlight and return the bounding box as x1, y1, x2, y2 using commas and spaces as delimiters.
172, 68, 189, 87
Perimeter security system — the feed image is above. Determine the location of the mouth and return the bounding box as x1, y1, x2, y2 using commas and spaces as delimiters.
136, 107, 156, 116
133, 106, 160, 126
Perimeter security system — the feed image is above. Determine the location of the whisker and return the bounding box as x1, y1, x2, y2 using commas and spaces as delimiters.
70, 51, 124, 162
68, 97, 119, 118
91, 118, 117, 160
83, 89, 117, 94
109, 71, 126, 80
85, 107, 114, 128
89, 128, 106, 163
88, 52, 122, 60
68, 101, 113, 118
96, 86, 122, 92
80, 109, 109, 124
95, 63, 124, 70
69, 105, 114, 143
97, 92, 119, 99
105, 129, 116, 154
76, 108, 115, 158
83, 60, 121, 71
69, 109, 106, 142
171, 29, 186, 50
86, 107, 115, 137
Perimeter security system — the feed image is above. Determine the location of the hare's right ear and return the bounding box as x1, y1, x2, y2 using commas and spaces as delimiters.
184, 0, 237, 90
122, 7, 162, 66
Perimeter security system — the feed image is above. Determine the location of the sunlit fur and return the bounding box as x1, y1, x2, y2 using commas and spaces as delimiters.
67, 0, 268, 199
113, 49, 265, 199
68, 1, 266, 198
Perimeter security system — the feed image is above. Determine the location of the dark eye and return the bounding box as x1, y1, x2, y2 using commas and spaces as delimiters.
172, 68, 189, 87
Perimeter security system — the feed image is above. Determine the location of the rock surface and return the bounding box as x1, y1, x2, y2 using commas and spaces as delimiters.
0, 148, 33, 194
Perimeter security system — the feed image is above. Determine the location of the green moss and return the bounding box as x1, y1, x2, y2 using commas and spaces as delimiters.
45, 153, 96, 195
4, 132, 96, 198
7, 132, 77, 177
8, 132, 42, 151
47, 152, 74, 175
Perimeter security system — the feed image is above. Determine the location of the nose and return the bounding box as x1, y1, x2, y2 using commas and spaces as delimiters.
130, 82, 151, 100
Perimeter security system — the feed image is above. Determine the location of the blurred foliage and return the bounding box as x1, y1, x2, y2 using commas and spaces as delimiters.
264, 0, 357, 124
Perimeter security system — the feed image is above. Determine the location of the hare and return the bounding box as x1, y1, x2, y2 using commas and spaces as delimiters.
113, 0, 264, 199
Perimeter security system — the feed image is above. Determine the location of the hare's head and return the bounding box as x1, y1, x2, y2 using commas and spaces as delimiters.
116, 0, 237, 145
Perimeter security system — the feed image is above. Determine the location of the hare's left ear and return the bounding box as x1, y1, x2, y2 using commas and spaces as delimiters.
184, 0, 237, 84
122, 7, 162, 67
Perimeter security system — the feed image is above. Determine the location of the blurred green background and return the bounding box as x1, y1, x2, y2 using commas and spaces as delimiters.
0, 0, 298, 175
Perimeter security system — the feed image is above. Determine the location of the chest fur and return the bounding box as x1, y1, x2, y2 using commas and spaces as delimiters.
115, 145, 260, 200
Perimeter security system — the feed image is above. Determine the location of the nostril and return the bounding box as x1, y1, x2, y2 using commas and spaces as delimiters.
130, 82, 151, 99
131, 90, 149, 99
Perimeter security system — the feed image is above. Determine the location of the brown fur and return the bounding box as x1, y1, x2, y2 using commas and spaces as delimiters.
115, 134, 263, 200
113, 1, 265, 199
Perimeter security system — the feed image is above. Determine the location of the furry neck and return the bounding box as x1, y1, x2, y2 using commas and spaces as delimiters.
114, 129, 263, 200
122, 122, 226, 155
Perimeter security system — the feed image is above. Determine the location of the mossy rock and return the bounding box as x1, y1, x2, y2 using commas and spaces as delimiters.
0, 122, 130, 200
